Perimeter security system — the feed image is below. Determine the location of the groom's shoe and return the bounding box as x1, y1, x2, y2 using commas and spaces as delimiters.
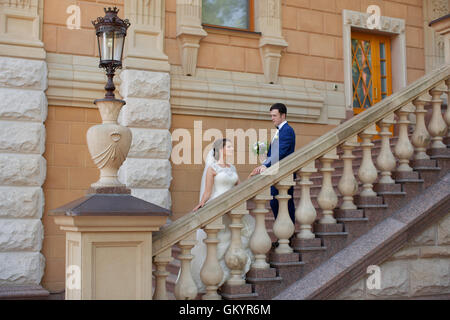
271, 241, 279, 249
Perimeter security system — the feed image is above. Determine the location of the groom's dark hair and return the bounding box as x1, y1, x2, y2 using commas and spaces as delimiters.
270, 103, 287, 116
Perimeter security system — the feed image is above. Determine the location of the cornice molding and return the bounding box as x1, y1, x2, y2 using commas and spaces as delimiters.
170, 68, 329, 123
46, 53, 122, 108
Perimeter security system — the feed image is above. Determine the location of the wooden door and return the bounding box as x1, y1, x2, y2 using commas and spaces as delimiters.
351, 32, 393, 115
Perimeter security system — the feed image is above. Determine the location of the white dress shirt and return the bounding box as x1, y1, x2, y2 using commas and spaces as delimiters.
272, 120, 287, 143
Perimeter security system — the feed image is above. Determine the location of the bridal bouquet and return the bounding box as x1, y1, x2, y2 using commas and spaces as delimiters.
252, 141, 268, 155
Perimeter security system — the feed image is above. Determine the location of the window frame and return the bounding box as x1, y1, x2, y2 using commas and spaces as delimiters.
201, 0, 255, 33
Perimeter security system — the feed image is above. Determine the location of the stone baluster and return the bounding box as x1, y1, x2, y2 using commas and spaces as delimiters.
295, 162, 317, 239
318, 149, 339, 224
376, 114, 396, 184
225, 202, 249, 286
358, 124, 379, 196
272, 175, 296, 253
174, 233, 198, 300
428, 87, 447, 150
338, 135, 359, 210
249, 188, 273, 269
153, 248, 173, 300
445, 79, 450, 140
200, 217, 224, 300
411, 97, 431, 160
394, 106, 414, 172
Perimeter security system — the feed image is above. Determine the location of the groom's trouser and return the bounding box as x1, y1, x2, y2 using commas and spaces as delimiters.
270, 185, 296, 224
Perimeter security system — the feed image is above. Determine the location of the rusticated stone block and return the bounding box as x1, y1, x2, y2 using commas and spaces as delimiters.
0, 121, 45, 154
127, 128, 172, 159
334, 279, 365, 300
130, 188, 171, 210
411, 224, 437, 246
0, 187, 43, 219
118, 98, 171, 129
0, 252, 45, 285
437, 214, 450, 245
119, 70, 170, 100
0, 57, 47, 90
366, 260, 409, 298
0, 89, 47, 122
0, 154, 46, 187
410, 259, 450, 296
118, 158, 172, 189
0, 219, 43, 252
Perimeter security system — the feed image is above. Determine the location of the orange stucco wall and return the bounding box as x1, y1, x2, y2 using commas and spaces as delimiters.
165, 0, 425, 84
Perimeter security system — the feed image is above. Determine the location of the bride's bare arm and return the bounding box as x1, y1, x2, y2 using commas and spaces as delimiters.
193, 167, 215, 211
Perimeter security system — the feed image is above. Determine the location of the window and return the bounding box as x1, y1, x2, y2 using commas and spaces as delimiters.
351, 32, 392, 115
202, 0, 254, 31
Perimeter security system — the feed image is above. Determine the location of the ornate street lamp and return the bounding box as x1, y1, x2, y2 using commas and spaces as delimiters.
50, 7, 170, 301
92, 7, 130, 100
85, 7, 132, 189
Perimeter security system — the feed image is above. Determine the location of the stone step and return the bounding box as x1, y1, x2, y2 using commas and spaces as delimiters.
160, 139, 448, 300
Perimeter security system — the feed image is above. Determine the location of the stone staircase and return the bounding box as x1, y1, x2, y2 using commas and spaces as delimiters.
150, 66, 450, 300
156, 133, 450, 300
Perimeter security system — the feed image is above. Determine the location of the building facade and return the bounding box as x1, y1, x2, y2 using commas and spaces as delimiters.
0, 0, 448, 297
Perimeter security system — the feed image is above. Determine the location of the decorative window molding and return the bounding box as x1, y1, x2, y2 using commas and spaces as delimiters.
123, 0, 170, 72
176, 0, 207, 76
0, 0, 45, 60
256, 0, 287, 84
342, 10, 406, 110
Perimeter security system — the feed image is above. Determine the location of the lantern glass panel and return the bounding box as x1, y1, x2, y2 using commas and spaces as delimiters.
100, 31, 114, 61
99, 31, 125, 62
113, 32, 125, 61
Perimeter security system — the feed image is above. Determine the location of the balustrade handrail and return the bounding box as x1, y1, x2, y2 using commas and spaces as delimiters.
152, 65, 450, 257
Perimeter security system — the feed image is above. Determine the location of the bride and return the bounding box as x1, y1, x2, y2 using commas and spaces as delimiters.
189, 138, 255, 293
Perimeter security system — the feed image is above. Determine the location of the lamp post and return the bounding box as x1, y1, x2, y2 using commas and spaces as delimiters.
87, 7, 132, 190
92, 7, 130, 100
51, 8, 170, 300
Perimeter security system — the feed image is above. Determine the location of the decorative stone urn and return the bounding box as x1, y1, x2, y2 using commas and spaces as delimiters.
87, 99, 132, 189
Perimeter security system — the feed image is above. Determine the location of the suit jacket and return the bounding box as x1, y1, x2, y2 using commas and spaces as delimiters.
263, 122, 296, 168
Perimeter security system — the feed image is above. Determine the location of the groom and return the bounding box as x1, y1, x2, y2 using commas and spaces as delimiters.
251, 103, 296, 223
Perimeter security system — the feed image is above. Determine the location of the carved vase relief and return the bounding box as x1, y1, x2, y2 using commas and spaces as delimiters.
87, 100, 132, 188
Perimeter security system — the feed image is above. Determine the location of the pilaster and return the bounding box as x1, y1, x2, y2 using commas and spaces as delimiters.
0, 0, 47, 293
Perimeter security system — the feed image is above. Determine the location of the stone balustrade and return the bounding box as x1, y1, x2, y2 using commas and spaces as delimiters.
152, 68, 450, 300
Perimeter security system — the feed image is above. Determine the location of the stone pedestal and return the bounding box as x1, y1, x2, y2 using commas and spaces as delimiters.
52, 190, 169, 300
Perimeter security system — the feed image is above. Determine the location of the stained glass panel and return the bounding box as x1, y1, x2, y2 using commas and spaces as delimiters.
351, 39, 373, 110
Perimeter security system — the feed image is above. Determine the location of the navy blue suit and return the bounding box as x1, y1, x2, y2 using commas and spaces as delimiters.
263, 122, 296, 223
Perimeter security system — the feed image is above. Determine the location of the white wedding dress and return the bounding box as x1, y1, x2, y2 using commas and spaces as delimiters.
189, 155, 255, 293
